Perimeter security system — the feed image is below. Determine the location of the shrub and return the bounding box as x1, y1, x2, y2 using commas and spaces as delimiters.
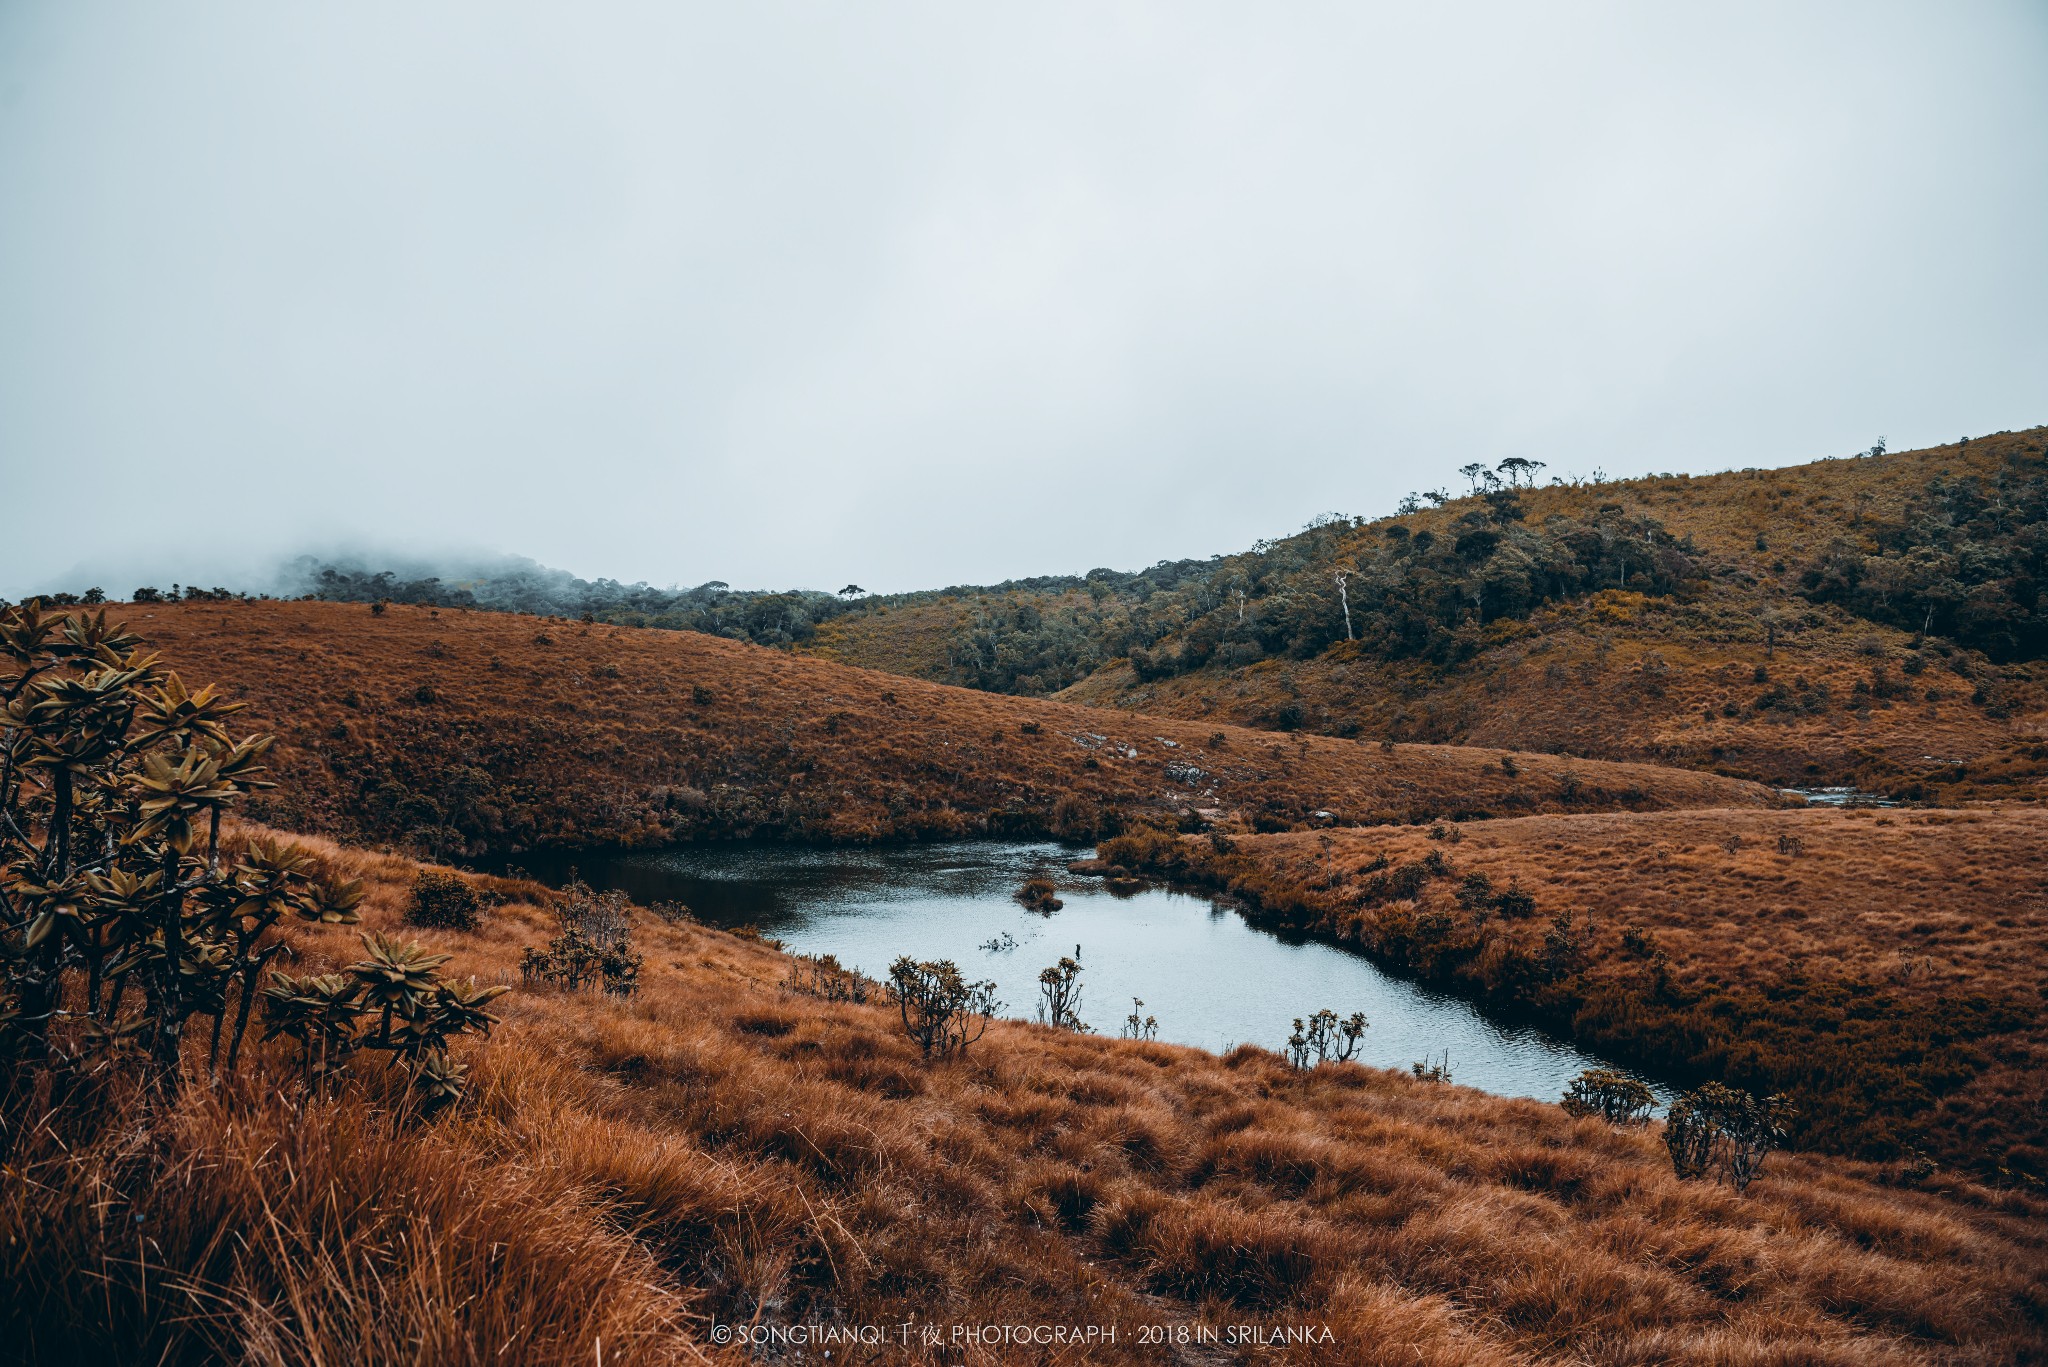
1036, 956, 1088, 1032
888, 957, 998, 1059
1286, 1009, 1366, 1069
1050, 792, 1102, 838
1015, 876, 1063, 912
262, 934, 507, 1108
1493, 882, 1538, 919
404, 869, 481, 931
1541, 909, 1587, 979
783, 952, 886, 1004
1120, 997, 1158, 1041
1455, 872, 1496, 912
1665, 1082, 1793, 1192
0, 605, 375, 1098
1411, 1051, 1453, 1083
1560, 1068, 1654, 1125
519, 882, 642, 997
1097, 825, 1187, 876
1619, 924, 1660, 958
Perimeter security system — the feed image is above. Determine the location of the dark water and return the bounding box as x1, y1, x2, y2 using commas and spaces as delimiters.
510, 840, 1660, 1105
1781, 786, 1898, 807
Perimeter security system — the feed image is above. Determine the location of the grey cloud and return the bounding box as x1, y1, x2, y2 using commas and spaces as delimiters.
2, 1, 2043, 598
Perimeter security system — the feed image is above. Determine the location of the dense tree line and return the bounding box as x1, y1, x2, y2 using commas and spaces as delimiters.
943, 496, 1703, 694
1800, 465, 2048, 661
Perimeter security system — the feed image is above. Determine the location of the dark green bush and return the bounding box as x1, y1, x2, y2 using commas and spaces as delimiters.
1665, 1082, 1793, 1193
519, 882, 641, 998
889, 957, 998, 1059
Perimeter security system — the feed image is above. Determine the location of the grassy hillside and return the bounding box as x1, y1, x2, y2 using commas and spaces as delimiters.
801, 432, 2048, 797
1096, 805, 2048, 1180
11, 829, 2045, 1365
1062, 433, 2048, 794
130, 600, 1773, 858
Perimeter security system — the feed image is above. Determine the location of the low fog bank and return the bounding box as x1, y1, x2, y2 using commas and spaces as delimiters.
4, 548, 858, 649
3, 545, 1122, 657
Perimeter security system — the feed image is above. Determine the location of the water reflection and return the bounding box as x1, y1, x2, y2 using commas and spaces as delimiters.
505, 840, 1661, 1105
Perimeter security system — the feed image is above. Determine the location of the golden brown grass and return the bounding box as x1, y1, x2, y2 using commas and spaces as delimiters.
8, 829, 2046, 1364
129, 599, 1772, 856
1103, 804, 2048, 1179
806, 590, 1016, 680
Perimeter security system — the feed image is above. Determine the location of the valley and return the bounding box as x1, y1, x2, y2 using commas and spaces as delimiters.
7, 432, 2048, 1364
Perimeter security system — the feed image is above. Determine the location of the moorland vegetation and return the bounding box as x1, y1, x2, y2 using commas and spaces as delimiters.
1093, 804, 2048, 1182
8, 811, 2046, 1364
1054, 431, 2048, 797
7, 432, 2047, 1363
117, 599, 1769, 859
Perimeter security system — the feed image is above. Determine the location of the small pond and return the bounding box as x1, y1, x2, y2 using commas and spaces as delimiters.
508, 840, 1661, 1105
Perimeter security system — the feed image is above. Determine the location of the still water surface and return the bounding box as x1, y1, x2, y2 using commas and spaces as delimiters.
514, 840, 1658, 1105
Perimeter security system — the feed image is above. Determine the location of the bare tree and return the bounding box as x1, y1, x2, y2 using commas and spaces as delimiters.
1761, 607, 1784, 659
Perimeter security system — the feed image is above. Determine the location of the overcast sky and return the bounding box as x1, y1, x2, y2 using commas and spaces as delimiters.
2, 2, 2044, 598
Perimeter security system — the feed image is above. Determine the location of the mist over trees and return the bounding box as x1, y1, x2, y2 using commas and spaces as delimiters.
30, 447, 2044, 708
16, 482, 1713, 695
281, 554, 850, 648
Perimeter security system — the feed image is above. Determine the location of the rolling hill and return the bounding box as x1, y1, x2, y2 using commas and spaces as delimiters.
807, 430, 2048, 799
128, 599, 1775, 859
12, 564, 2047, 1365
106, 431, 2042, 802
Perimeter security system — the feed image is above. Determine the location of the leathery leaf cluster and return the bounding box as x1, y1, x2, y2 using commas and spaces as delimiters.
1, 603, 500, 1107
